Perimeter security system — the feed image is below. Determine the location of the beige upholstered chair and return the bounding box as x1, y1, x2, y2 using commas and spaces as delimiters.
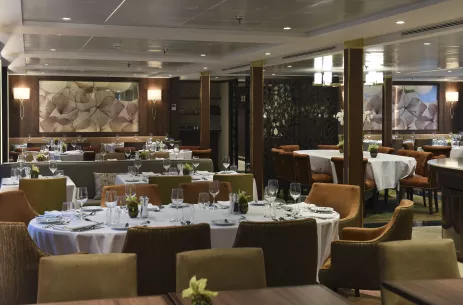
213, 174, 253, 198
37, 254, 137, 303
306, 183, 361, 231
148, 175, 192, 204
379, 240, 460, 305
101, 184, 161, 206
180, 181, 231, 203
192, 149, 212, 159
0, 222, 47, 305
176, 248, 267, 292
97, 152, 126, 160
0, 190, 38, 225
122, 224, 211, 296
319, 200, 414, 294
19, 178, 66, 214
293, 154, 333, 190
233, 219, 318, 287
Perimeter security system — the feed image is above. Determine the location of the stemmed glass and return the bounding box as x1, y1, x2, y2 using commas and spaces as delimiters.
289, 182, 301, 215
17, 155, 25, 177
222, 156, 230, 173
170, 188, 183, 223
71, 140, 77, 150
209, 181, 220, 204
125, 183, 136, 198
264, 186, 276, 218
49, 160, 58, 176
173, 144, 180, 159
116, 134, 121, 142
134, 158, 142, 176
100, 144, 107, 161
192, 156, 200, 174
105, 190, 118, 226
268, 179, 279, 198
182, 204, 195, 223
134, 134, 139, 142
76, 187, 88, 220
165, 133, 169, 141
124, 147, 132, 159
198, 192, 210, 209
163, 159, 171, 174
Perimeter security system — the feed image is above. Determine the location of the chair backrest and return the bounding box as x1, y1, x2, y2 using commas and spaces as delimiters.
306, 183, 360, 221
233, 219, 318, 287
180, 181, 231, 203
213, 174, 254, 198
391, 139, 403, 154
0, 222, 47, 305
414, 138, 433, 150
122, 224, 211, 296
271, 148, 283, 178
375, 199, 414, 242
402, 142, 414, 151
101, 184, 161, 206
115, 147, 135, 153
19, 178, 67, 214
330, 157, 368, 184
278, 151, 296, 182
151, 151, 170, 159
293, 154, 312, 186
0, 190, 38, 225
180, 146, 200, 150
278, 145, 300, 152
176, 248, 266, 292
37, 254, 137, 303
83, 151, 95, 161
98, 152, 126, 160
148, 176, 192, 204
379, 240, 460, 305
192, 149, 212, 159
317, 144, 339, 150
397, 149, 433, 176
378, 146, 394, 154
422, 145, 452, 158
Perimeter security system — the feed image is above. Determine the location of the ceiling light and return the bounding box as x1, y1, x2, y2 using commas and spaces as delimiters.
287, 65, 292, 68
50, 48, 56, 51
397, 72, 401, 74
169, 75, 172, 77
283, 27, 291, 30
424, 42, 431, 46
61, 17, 71, 21
148, 49, 162, 52
265, 52, 271, 56
396, 21, 405, 24
200, 54, 206, 57
215, 77, 219, 79
448, 70, 453, 72
203, 67, 207, 70
44, 64, 48, 66
271, 74, 275, 76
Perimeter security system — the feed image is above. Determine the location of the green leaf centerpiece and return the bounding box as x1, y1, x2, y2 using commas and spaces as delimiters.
182, 276, 218, 305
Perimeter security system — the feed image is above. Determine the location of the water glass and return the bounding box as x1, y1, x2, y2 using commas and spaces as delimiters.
76, 187, 88, 220
264, 186, 276, 218
54, 169, 64, 177
182, 204, 195, 222
95, 154, 103, 161
118, 196, 127, 213
134, 158, 142, 175
11, 168, 19, 182
289, 182, 301, 213
62, 202, 72, 222
49, 160, 58, 176
209, 180, 220, 204
24, 167, 31, 178
170, 188, 183, 222
105, 190, 118, 208
222, 156, 230, 173
177, 163, 184, 175
128, 166, 137, 178
192, 157, 200, 173
168, 167, 178, 176
125, 183, 136, 198
163, 159, 171, 173
198, 192, 210, 209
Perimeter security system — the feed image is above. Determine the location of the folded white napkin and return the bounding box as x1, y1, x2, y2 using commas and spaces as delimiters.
142, 172, 156, 176
218, 171, 238, 174
147, 203, 160, 211
107, 159, 118, 161
57, 220, 101, 230
196, 171, 210, 175
44, 211, 61, 217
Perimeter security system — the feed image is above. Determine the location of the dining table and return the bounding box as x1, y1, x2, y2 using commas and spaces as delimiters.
450, 146, 463, 158
26, 295, 173, 305
50, 150, 84, 162
27, 202, 339, 274
294, 149, 417, 191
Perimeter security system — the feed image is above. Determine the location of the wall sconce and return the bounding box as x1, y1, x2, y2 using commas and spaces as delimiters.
148, 89, 162, 120
446, 91, 459, 119
13, 87, 30, 120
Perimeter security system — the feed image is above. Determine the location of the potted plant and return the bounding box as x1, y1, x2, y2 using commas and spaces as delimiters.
368, 143, 379, 158
238, 190, 251, 214
338, 140, 344, 153
61, 142, 67, 152
127, 195, 139, 218
447, 140, 452, 146
36, 153, 46, 161
139, 151, 149, 160
182, 276, 218, 305
183, 163, 193, 175
31, 165, 40, 178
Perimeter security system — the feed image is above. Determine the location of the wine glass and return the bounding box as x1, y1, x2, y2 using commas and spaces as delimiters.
105, 190, 118, 226
100, 144, 107, 161
170, 188, 183, 223
198, 192, 210, 209
128, 166, 137, 178
134, 134, 139, 142
264, 186, 276, 218
268, 179, 279, 198
76, 187, 88, 220
71, 140, 77, 150
62, 202, 72, 223
289, 183, 301, 214
48, 160, 58, 176
164, 133, 169, 141
168, 167, 178, 176
192, 156, 200, 174
125, 183, 136, 198
222, 156, 230, 173
124, 147, 132, 159
163, 159, 171, 174
182, 204, 195, 223
116, 134, 121, 142
209, 181, 220, 204
134, 158, 142, 176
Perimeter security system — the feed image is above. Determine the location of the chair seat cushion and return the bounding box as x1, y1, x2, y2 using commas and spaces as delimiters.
321, 257, 331, 270
311, 173, 333, 183
365, 179, 376, 190
400, 174, 430, 188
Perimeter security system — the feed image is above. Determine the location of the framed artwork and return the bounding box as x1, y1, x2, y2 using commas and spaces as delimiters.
39, 81, 139, 133
392, 85, 438, 130
363, 85, 383, 130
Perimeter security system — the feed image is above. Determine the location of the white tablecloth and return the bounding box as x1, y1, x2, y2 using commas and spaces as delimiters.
168, 150, 192, 160
450, 147, 463, 158
294, 150, 416, 191
28, 203, 339, 272
115, 172, 259, 202
106, 143, 124, 153
0, 176, 77, 202
51, 151, 84, 162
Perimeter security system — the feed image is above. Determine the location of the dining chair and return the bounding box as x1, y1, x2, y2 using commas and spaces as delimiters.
233, 219, 318, 287
319, 200, 414, 294
414, 138, 433, 150
101, 184, 161, 206
306, 183, 360, 231
0, 222, 48, 305
213, 174, 253, 199
148, 175, 192, 204
96, 152, 126, 160
176, 248, 267, 292
122, 224, 211, 296
19, 177, 67, 214
422, 145, 452, 158
180, 181, 231, 203
378, 240, 460, 305
151, 151, 170, 159
0, 190, 38, 225
293, 154, 333, 193
278, 145, 300, 152
192, 149, 212, 159
317, 144, 340, 150
378, 146, 395, 154
115, 146, 136, 153
391, 139, 403, 154
271, 149, 296, 200
402, 142, 414, 150
37, 254, 137, 303
83, 151, 96, 161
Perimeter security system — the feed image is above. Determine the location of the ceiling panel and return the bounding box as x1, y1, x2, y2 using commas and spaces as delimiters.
24, 34, 90, 51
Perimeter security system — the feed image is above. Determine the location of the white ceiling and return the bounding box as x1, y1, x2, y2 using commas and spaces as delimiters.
1, 0, 463, 80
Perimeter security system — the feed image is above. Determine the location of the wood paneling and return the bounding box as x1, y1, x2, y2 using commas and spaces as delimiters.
200, 72, 211, 149
251, 62, 264, 199
382, 76, 392, 147
8, 75, 171, 138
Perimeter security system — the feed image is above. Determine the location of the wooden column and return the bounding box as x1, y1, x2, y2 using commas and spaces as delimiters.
200, 71, 210, 149
250, 60, 264, 199
343, 39, 365, 224
382, 75, 392, 147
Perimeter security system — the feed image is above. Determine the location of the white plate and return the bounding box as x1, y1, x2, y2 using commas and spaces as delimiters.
35, 216, 62, 224
168, 203, 188, 208
311, 206, 334, 213
111, 223, 130, 230
250, 200, 266, 206
82, 206, 103, 212
211, 219, 237, 226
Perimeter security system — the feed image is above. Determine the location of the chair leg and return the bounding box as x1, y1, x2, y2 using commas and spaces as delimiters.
427, 189, 433, 215
384, 189, 389, 206
355, 289, 360, 297
422, 189, 427, 207
434, 190, 439, 213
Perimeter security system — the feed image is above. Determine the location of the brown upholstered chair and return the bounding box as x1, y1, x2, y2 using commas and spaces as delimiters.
151, 151, 170, 159
192, 149, 212, 159
0, 190, 38, 225
319, 199, 414, 293
180, 146, 200, 150
0, 222, 48, 305
293, 154, 333, 190
9, 151, 19, 162
317, 144, 340, 150
180, 181, 231, 203
378, 146, 395, 154
397, 149, 436, 214
19, 178, 67, 214
271, 149, 296, 200
176, 248, 267, 292
122, 224, 211, 296
37, 254, 137, 303
148, 176, 192, 204
379, 240, 460, 305
83, 151, 96, 161
414, 138, 433, 150
115, 146, 136, 153
422, 145, 452, 159
306, 183, 360, 232
402, 142, 414, 150
98, 152, 126, 160
278, 145, 300, 152
233, 219, 318, 287
391, 139, 403, 154
101, 184, 161, 206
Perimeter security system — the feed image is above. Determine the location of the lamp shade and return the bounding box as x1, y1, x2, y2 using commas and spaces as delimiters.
13, 87, 30, 100
148, 89, 162, 100
446, 91, 459, 102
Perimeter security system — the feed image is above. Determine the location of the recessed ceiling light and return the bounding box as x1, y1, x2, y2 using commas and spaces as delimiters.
397, 71, 401, 74
215, 77, 219, 79
200, 54, 206, 57
424, 42, 431, 46
265, 52, 271, 56
169, 74, 172, 77
272, 73, 275, 76
283, 27, 291, 30
287, 65, 292, 68
448, 70, 453, 72
50, 48, 56, 51
396, 21, 405, 25
148, 49, 162, 53
61, 17, 71, 21
203, 67, 207, 70
44, 63, 48, 66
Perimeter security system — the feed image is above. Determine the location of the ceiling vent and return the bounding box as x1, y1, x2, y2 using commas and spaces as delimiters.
282, 46, 337, 60
222, 64, 250, 72
402, 19, 463, 36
